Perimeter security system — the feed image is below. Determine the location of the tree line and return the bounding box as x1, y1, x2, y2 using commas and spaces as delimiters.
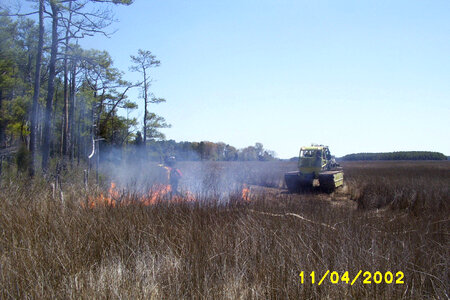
100, 140, 277, 164
0, 1, 276, 176
341, 151, 447, 161
0, 0, 178, 175
139, 140, 276, 162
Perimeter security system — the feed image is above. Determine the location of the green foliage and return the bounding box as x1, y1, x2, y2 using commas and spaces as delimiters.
0, 2, 145, 173
0, 14, 40, 145
341, 151, 447, 161
1, 5, 275, 168
145, 112, 170, 141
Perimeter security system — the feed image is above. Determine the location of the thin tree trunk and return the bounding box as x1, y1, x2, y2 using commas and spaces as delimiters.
29, 0, 44, 177
143, 67, 148, 146
52, 84, 61, 155
41, 2, 59, 173
69, 62, 76, 162
62, 60, 68, 156
77, 100, 83, 165
62, 1, 72, 157
90, 89, 97, 171
96, 89, 105, 130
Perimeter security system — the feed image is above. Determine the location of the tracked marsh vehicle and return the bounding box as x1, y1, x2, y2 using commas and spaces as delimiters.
285, 145, 343, 193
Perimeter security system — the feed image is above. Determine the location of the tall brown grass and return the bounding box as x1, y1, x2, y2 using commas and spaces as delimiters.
343, 161, 449, 212
0, 161, 448, 299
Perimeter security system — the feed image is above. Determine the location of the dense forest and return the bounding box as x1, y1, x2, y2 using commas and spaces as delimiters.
0, 1, 275, 176
341, 151, 447, 161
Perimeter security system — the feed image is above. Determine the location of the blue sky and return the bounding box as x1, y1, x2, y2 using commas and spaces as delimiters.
18, 0, 450, 157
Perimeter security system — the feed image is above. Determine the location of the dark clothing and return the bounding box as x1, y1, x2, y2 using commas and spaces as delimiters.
169, 167, 182, 192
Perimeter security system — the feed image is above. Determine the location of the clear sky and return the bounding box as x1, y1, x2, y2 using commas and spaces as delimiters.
19, 0, 450, 158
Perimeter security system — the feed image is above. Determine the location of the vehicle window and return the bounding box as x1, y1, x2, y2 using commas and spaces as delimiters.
301, 150, 314, 157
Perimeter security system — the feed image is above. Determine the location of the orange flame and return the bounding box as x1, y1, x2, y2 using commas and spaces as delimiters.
83, 182, 197, 208
141, 183, 172, 205
242, 184, 250, 201
83, 182, 251, 208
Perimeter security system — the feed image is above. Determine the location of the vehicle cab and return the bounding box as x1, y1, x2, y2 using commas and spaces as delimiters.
298, 145, 330, 177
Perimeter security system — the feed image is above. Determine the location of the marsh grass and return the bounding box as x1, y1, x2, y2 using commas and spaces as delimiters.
0, 161, 448, 299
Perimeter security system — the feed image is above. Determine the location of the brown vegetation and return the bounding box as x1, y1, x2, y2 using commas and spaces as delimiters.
0, 161, 448, 298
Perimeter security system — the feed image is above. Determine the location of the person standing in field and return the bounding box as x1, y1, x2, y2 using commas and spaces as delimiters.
163, 156, 182, 194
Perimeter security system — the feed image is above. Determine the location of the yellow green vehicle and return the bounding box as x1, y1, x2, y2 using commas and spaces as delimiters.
285, 145, 343, 193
